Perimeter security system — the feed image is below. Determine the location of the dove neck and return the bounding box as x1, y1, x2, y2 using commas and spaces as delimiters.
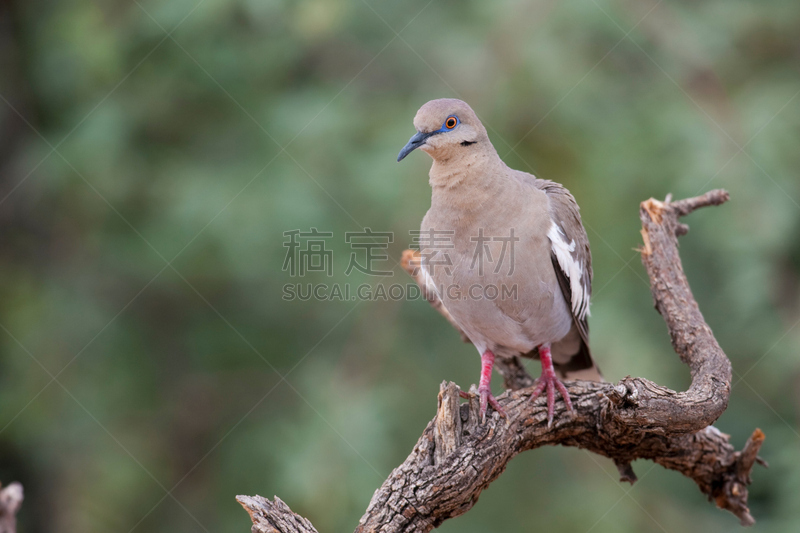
428, 152, 506, 212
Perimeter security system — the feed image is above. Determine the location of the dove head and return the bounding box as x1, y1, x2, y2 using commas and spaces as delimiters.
397, 99, 490, 163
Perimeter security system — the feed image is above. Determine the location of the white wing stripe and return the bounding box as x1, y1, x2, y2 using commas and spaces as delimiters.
420, 263, 441, 301
547, 222, 589, 320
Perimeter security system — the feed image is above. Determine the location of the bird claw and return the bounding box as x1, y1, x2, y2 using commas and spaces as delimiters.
530, 371, 574, 427
478, 385, 507, 422
460, 387, 507, 422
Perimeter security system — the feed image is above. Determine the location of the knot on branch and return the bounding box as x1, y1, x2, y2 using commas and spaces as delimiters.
607, 377, 640, 408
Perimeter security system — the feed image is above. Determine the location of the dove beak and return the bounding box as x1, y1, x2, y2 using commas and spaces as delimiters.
397, 131, 434, 162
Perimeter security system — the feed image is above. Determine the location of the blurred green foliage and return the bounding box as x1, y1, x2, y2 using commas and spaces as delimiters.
1, 0, 799, 532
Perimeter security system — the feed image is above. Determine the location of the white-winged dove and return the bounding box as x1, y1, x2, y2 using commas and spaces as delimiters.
398, 98, 601, 425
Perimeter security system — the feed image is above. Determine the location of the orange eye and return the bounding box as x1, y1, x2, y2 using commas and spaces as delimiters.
445, 116, 457, 129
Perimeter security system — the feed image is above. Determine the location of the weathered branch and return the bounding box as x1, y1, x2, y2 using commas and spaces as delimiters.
0, 481, 23, 533
236, 496, 318, 533
239, 189, 764, 531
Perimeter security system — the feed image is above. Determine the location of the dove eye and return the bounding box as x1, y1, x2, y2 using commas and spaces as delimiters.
444, 116, 458, 129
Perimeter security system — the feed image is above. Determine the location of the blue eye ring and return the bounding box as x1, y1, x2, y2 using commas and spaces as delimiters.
443, 115, 459, 129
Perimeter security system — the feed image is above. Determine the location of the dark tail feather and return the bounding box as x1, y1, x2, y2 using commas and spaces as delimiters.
523, 331, 603, 382
553, 336, 603, 382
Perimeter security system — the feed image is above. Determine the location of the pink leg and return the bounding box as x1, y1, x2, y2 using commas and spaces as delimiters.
474, 350, 507, 422
530, 343, 574, 426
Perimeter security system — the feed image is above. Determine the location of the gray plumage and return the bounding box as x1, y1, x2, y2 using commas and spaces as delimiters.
405, 98, 601, 382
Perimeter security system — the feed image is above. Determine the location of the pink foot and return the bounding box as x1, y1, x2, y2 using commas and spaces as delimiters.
460, 350, 507, 422
530, 344, 574, 426
461, 386, 506, 421
478, 383, 506, 422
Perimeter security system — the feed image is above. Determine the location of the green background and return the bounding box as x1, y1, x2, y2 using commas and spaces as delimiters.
1, 0, 799, 532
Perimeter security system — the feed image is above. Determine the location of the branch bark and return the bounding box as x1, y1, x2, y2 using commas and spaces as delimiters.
238, 189, 764, 532
0, 481, 23, 533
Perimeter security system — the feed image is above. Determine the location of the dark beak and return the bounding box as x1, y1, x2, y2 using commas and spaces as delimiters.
397, 131, 434, 162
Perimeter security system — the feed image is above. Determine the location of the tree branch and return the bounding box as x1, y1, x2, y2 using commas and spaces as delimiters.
239, 189, 764, 531
0, 481, 23, 533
